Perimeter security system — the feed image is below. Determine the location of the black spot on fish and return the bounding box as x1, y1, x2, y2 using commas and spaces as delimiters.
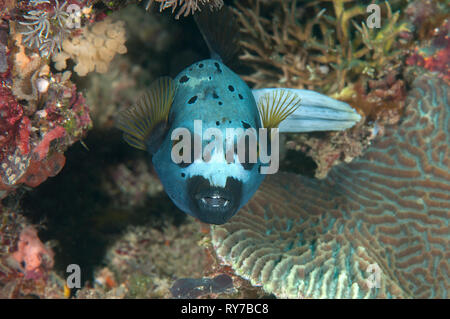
209, 76, 212, 80
216, 121, 220, 126
199, 63, 204, 68
214, 62, 222, 73
181, 173, 185, 178
213, 92, 219, 99
218, 101, 223, 105
238, 94, 244, 100
188, 96, 197, 104
228, 85, 234, 92
241, 121, 251, 129
179, 75, 189, 83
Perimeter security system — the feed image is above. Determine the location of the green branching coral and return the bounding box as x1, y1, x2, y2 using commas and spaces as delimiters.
234, 0, 410, 94
352, 3, 409, 78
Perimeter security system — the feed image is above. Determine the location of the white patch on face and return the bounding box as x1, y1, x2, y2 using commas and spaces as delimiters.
184, 149, 249, 188
184, 73, 210, 92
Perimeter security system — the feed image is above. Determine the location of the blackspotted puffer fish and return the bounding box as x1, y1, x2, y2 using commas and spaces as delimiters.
116, 7, 361, 225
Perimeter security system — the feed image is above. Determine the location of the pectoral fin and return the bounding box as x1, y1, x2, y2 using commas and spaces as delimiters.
253, 88, 361, 132
116, 76, 176, 153
256, 89, 302, 129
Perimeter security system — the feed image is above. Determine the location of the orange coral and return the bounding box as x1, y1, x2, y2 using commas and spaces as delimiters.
53, 18, 127, 76
32, 126, 66, 161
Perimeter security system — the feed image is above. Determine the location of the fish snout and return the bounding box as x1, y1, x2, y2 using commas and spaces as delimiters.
187, 176, 242, 224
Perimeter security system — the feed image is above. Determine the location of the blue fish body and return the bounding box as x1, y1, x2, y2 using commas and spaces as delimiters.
152, 59, 265, 224
117, 6, 362, 225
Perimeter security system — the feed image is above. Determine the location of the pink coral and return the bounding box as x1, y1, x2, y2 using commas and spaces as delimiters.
33, 126, 66, 161
0, 85, 33, 190
0, 86, 28, 160
19, 152, 66, 188
11, 226, 54, 279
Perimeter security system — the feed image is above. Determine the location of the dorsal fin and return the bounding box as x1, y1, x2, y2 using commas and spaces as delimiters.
257, 90, 302, 129
194, 5, 240, 65
116, 76, 176, 153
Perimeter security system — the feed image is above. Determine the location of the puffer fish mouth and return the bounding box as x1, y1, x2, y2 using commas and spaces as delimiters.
196, 191, 231, 210
199, 194, 230, 208
187, 176, 242, 225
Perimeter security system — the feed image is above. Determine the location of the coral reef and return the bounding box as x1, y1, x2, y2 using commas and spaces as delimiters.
0, 1, 16, 21
0, 29, 7, 73
53, 17, 127, 76
404, 0, 449, 41
406, 19, 450, 85
1, 3, 214, 299
284, 120, 379, 179
10, 226, 54, 279
211, 72, 449, 298
146, 0, 224, 19
0, 51, 92, 196
233, 0, 413, 177
102, 159, 163, 208
80, 219, 263, 299
234, 0, 410, 94
91, 221, 208, 298
0, 267, 66, 298
83, 4, 179, 129
0, 206, 64, 298
0, 1, 105, 198
2, 0, 447, 300
0, 206, 26, 272
170, 273, 233, 298
83, 55, 142, 128
15, 0, 95, 58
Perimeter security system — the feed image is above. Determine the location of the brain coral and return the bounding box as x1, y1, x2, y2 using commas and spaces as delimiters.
211, 73, 449, 298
